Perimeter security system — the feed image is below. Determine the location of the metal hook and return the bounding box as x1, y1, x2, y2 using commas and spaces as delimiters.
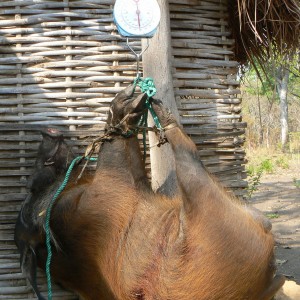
126, 38, 149, 79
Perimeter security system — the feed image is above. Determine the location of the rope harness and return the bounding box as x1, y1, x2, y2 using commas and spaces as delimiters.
135, 77, 162, 129
44, 78, 164, 300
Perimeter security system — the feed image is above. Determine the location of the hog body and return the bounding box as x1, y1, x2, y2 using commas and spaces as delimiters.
15, 86, 284, 300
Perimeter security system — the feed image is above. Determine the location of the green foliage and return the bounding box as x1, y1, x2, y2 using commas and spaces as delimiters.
275, 156, 289, 169
242, 64, 278, 100
241, 52, 300, 149
246, 168, 263, 199
246, 157, 276, 199
259, 159, 275, 173
241, 53, 300, 103
246, 164, 256, 177
293, 178, 300, 188
265, 213, 280, 219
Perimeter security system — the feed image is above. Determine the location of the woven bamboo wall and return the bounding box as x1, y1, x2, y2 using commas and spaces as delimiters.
0, 0, 246, 298
0, 0, 137, 298
170, 0, 247, 195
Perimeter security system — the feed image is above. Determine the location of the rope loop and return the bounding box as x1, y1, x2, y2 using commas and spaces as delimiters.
137, 77, 157, 98
133, 77, 162, 130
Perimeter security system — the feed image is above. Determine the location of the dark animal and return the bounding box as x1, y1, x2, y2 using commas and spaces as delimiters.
15, 85, 285, 300
14, 128, 75, 300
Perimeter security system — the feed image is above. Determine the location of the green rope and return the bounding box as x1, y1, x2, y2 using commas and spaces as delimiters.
134, 77, 162, 130
133, 76, 163, 159
145, 99, 162, 130
137, 77, 157, 98
141, 109, 148, 160
45, 156, 97, 300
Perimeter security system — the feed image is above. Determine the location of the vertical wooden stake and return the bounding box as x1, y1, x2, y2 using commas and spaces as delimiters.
142, 0, 180, 196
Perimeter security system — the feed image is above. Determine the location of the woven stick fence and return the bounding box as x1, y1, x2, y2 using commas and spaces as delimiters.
170, 0, 246, 192
0, 0, 246, 298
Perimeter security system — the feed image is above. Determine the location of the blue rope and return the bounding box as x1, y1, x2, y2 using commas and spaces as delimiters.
45, 156, 97, 300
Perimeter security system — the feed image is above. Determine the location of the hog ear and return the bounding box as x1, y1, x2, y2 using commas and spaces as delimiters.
113, 84, 135, 102
40, 130, 62, 164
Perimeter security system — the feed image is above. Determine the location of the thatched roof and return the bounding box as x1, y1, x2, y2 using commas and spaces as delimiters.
228, 0, 300, 64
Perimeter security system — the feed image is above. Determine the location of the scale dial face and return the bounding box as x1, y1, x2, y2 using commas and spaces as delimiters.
114, 0, 161, 37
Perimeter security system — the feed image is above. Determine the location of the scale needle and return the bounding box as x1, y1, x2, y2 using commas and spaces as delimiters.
134, 0, 141, 30
137, 9, 141, 29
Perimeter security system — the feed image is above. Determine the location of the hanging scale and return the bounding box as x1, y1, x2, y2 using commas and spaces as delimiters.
113, 0, 161, 78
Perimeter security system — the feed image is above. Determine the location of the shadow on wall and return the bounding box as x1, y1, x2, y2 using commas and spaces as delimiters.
0, 0, 138, 298
168, 1, 247, 198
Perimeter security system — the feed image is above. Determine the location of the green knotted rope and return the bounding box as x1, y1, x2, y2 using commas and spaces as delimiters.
133, 77, 163, 160
137, 108, 148, 160
134, 77, 162, 130
136, 77, 157, 98
45, 156, 97, 300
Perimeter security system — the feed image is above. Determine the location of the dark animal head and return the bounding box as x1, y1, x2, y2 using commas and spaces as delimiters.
106, 84, 148, 132
39, 128, 69, 169
15, 128, 75, 300
27, 128, 74, 192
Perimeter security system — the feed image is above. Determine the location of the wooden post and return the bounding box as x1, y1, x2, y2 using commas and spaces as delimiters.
142, 0, 180, 196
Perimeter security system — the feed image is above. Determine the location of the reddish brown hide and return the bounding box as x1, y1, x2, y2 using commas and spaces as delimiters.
15, 86, 284, 300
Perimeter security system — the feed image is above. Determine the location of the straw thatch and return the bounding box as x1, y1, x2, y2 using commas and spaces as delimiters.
228, 0, 300, 64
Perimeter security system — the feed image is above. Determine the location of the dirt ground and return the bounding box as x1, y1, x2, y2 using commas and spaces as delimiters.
251, 159, 300, 299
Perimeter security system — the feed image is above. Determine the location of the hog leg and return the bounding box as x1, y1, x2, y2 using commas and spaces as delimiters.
151, 100, 285, 299
151, 101, 275, 232
97, 136, 150, 190
150, 99, 219, 214
97, 87, 150, 190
